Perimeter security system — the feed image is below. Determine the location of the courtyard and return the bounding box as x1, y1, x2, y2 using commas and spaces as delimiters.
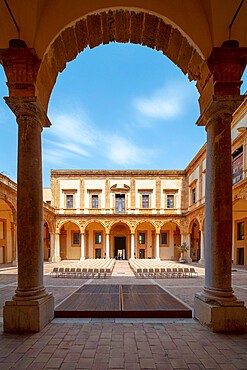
0, 261, 247, 369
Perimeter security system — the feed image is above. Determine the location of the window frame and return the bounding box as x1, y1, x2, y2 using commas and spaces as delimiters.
166, 195, 174, 209
95, 231, 102, 245
161, 232, 168, 245
138, 232, 146, 245
92, 194, 99, 209
66, 194, 74, 209
142, 194, 149, 209
72, 230, 80, 246
237, 222, 244, 240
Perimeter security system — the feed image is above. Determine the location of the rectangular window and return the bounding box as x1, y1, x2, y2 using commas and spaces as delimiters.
92, 195, 98, 209
161, 232, 167, 244
115, 194, 125, 213
192, 188, 196, 204
95, 232, 102, 244
237, 222, 244, 240
66, 194, 73, 209
73, 232, 80, 245
139, 232, 145, 244
142, 194, 149, 209
167, 195, 174, 209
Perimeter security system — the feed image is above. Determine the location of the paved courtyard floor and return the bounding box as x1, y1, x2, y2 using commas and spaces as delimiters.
0, 261, 246, 369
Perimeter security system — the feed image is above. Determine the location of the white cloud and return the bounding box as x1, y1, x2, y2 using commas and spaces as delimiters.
43, 108, 153, 168
133, 80, 198, 120
106, 136, 151, 166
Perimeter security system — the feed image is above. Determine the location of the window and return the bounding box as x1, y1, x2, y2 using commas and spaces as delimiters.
95, 232, 102, 244
161, 232, 167, 244
73, 232, 80, 245
142, 194, 149, 209
66, 194, 73, 209
237, 222, 244, 240
115, 194, 125, 213
167, 195, 174, 209
139, 232, 145, 244
46, 200, 51, 205
232, 146, 243, 185
92, 195, 98, 209
192, 188, 196, 204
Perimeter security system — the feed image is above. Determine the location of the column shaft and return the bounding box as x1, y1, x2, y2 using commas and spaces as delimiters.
204, 114, 233, 298
54, 233, 61, 262
105, 233, 110, 258
155, 234, 160, 259
131, 234, 135, 258
50, 233, 55, 262
80, 233, 85, 260
15, 115, 46, 300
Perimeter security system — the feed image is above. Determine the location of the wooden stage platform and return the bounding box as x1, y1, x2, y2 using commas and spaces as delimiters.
55, 285, 192, 318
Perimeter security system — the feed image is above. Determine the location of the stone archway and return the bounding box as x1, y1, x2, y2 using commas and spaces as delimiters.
36, 9, 209, 112
189, 219, 200, 262
110, 222, 131, 260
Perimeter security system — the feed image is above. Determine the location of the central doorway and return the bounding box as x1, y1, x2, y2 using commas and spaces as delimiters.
115, 237, 126, 260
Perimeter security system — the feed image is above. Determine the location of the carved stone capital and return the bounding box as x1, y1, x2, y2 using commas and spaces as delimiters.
0, 47, 40, 97
5, 96, 51, 128
196, 95, 245, 127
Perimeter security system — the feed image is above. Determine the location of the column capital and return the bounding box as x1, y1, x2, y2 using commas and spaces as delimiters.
198, 44, 247, 114
197, 95, 245, 127
5, 96, 51, 128
0, 45, 40, 97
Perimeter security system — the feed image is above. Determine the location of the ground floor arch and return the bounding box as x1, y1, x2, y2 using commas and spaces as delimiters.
189, 219, 201, 262
59, 221, 81, 260
0, 198, 16, 264
110, 223, 131, 260
160, 222, 181, 261
135, 221, 156, 259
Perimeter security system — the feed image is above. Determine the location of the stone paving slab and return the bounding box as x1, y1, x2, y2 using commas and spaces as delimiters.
0, 321, 247, 369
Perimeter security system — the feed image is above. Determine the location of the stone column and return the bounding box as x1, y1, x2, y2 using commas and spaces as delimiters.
199, 230, 205, 264
12, 223, 18, 265
131, 233, 135, 258
186, 233, 192, 262
53, 232, 61, 262
49, 232, 55, 262
155, 233, 160, 259
194, 42, 247, 331
3, 97, 54, 332
105, 233, 110, 258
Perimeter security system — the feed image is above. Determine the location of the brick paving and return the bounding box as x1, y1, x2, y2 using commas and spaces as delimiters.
0, 261, 247, 368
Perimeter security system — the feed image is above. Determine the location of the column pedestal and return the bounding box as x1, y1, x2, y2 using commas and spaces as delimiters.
194, 294, 246, 332
4, 294, 54, 332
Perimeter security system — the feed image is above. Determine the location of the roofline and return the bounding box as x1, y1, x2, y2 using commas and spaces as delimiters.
50, 169, 186, 177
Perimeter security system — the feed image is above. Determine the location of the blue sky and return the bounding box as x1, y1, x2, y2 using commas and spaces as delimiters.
0, 43, 246, 188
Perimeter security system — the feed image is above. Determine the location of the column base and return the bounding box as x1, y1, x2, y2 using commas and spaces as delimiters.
155, 257, 160, 260
198, 258, 205, 265
194, 293, 247, 332
80, 257, 85, 261
52, 256, 61, 262
3, 293, 54, 332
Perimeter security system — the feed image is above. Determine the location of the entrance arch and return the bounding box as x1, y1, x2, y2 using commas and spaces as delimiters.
110, 222, 131, 260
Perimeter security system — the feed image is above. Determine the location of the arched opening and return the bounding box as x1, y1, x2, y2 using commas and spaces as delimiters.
84, 221, 105, 259
190, 219, 200, 262
36, 9, 208, 111
110, 223, 131, 260
233, 199, 247, 265
135, 221, 155, 259
160, 221, 181, 260
0, 198, 16, 264
59, 221, 81, 260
